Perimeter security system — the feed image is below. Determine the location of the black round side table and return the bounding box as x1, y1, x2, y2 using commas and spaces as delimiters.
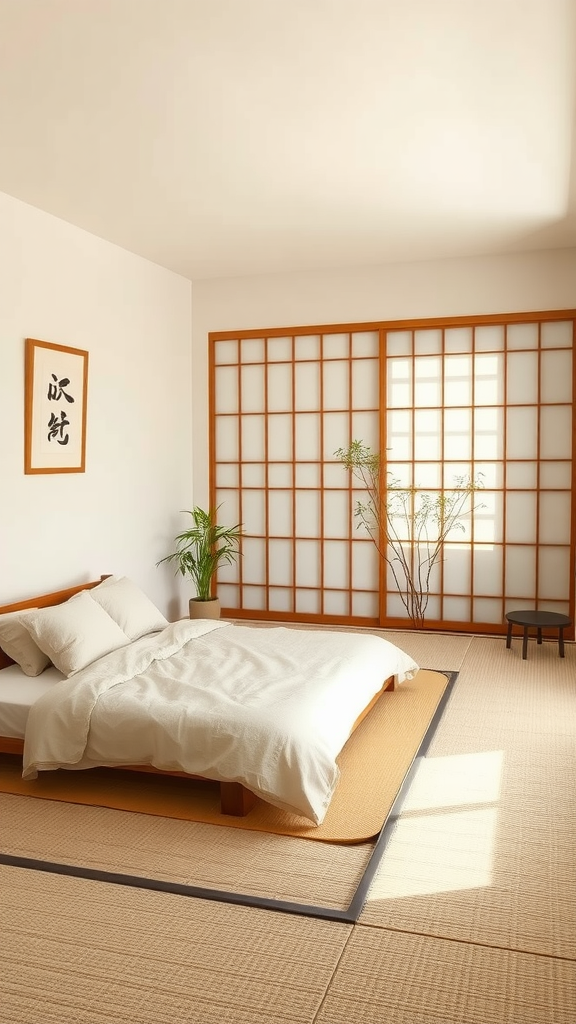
505, 610, 572, 660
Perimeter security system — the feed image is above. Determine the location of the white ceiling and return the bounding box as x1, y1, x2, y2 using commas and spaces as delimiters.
0, 0, 575, 280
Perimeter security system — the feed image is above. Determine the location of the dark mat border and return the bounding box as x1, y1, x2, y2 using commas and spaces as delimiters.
0, 669, 458, 923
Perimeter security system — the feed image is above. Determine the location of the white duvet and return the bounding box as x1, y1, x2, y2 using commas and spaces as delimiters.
23, 620, 419, 824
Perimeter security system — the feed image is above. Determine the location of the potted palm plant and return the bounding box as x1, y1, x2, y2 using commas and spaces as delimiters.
157, 505, 243, 619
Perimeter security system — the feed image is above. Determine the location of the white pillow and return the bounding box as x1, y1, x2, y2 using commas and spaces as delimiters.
0, 609, 52, 676
23, 591, 130, 677
90, 575, 168, 640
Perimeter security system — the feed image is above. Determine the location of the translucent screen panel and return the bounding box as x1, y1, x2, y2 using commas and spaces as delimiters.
241, 416, 265, 461
414, 357, 442, 407
541, 320, 573, 347
351, 331, 379, 357
506, 322, 538, 350
443, 546, 472, 594
445, 327, 472, 353
505, 546, 536, 598
268, 415, 292, 460
506, 408, 538, 460
475, 325, 504, 351
268, 463, 293, 487
387, 358, 412, 409
505, 493, 537, 543
350, 411, 379, 450
294, 414, 321, 460
540, 406, 572, 459
241, 365, 265, 412
268, 539, 293, 587
241, 489, 266, 536
540, 350, 572, 404
295, 540, 321, 588
323, 540, 350, 589
414, 329, 442, 354
414, 409, 441, 460
241, 463, 266, 488
472, 598, 502, 623
269, 588, 293, 613
324, 490, 351, 538
473, 545, 503, 596
474, 407, 503, 460
214, 489, 240, 526
507, 352, 538, 405
474, 353, 503, 406
241, 537, 267, 585
538, 547, 570, 600
324, 411, 352, 458
215, 416, 239, 462
267, 337, 293, 361
445, 355, 472, 406
444, 409, 472, 460
505, 462, 537, 489
323, 361, 349, 410
211, 314, 575, 628
352, 358, 379, 409
295, 463, 321, 487
268, 491, 293, 536
539, 492, 571, 545
295, 490, 321, 537
216, 463, 239, 488
294, 362, 321, 411
240, 338, 265, 363
540, 461, 572, 488
386, 331, 412, 356
267, 363, 293, 412
294, 335, 320, 360
351, 540, 379, 591
214, 366, 238, 414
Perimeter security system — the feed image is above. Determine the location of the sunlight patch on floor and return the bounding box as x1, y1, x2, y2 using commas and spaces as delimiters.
367, 751, 503, 900
401, 749, 504, 812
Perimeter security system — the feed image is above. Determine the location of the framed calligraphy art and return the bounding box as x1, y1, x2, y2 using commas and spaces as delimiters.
24, 339, 89, 474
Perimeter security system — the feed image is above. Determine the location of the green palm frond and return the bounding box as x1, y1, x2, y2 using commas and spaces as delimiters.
157, 505, 243, 600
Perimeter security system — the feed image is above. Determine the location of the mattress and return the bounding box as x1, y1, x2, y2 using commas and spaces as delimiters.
0, 665, 65, 738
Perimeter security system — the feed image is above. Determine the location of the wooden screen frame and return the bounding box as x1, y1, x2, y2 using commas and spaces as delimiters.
209, 309, 576, 637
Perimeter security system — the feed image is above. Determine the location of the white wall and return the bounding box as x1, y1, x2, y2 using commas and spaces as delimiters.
0, 191, 193, 619
191, 247, 576, 497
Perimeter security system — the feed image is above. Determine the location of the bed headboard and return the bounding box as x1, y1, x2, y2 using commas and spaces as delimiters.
0, 576, 110, 670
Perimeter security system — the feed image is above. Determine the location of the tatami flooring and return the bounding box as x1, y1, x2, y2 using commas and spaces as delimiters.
2, 627, 576, 1023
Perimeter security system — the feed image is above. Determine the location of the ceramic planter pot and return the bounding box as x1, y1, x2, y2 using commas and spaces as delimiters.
189, 597, 221, 620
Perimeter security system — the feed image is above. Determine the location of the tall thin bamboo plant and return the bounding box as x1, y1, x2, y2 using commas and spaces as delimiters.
335, 440, 485, 628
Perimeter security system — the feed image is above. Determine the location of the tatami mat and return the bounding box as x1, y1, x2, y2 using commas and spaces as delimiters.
0, 793, 372, 909
360, 636, 576, 960
3, 628, 575, 1023
1, 865, 351, 1024
315, 927, 576, 1024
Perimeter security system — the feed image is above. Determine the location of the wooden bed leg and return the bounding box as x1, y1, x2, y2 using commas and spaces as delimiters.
219, 781, 257, 816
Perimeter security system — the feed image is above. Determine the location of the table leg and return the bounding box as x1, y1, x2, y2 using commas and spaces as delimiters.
537, 628, 543, 645
506, 621, 512, 649
559, 628, 565, 657
522, 628, 528, 660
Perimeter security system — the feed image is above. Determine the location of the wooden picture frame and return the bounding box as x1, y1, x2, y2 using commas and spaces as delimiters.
24, 338, 89, 474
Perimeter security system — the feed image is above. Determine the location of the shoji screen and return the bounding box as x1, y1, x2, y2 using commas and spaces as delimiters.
210, 312, 576, 632
384, 315, 575, 629
210, 329, 381, 622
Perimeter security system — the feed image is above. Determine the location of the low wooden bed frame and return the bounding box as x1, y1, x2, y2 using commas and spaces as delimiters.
0, 577, 394, 818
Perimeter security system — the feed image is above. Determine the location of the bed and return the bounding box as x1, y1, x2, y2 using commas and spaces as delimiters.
0, 576, 419, 825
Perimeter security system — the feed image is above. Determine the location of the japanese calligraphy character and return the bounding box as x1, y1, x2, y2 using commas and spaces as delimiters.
47, 374, 75, 404
47, 411, 70, 446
